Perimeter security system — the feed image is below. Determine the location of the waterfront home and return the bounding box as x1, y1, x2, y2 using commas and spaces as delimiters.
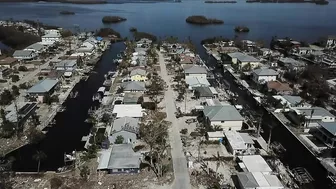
97, 144, 142, 174
13, 50, 37, 60
224, 130, 255, 156
202, 105, 244, 131
287, 107, 335, 128
193, 86, 218, 99
130, 68, 147, 82
120, 81, 145, 92
273, 95, 311, 108
5, 102, 37, 125
123, 92, 142, 104
237, 155, 272, 174
236, 172, 284, 189
259, 48, 272, 57
24, 42, 45, 54
180, 54, 197, 66
227, 52, 260, 70
327, 78, 336, 89
183, 65, 208, 79
206, 131, 224, 141
252, 68, 278, 84
0, 67, 10, 79
294, 46, 313, 55
108, 116, 139, 144
0, 57, 18, 68
326, 36, 336, 49
77, 40, 96, 54
267, 81, 292, 95
55, 59, 77, 71
185, 77, 211, 90
290, 40, 301, 47
112, 104, 143, 118
313, 122, 336, 148
309, 45, 324, 56
41, 33, 61, 45
136, 38, 152, 48
278, 57, 306, 71
26, 79, 59, 103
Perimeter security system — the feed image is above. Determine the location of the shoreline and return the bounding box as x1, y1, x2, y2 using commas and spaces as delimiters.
0, 0, 107, 4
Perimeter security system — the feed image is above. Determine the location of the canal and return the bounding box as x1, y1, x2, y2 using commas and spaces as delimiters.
7, 42, 125, 172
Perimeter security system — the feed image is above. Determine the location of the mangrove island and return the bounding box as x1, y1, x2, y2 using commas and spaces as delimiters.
102, 16, 127, 24
59, 11, 75, 15
234, 26, 250, 32
186, 15, 223, 25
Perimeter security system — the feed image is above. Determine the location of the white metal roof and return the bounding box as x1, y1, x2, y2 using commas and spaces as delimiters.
113, 104, 143, 118
240, 155, 272, 173
207, 131, 224, 138
225, 131, 247, 150
252, 172, 270, 187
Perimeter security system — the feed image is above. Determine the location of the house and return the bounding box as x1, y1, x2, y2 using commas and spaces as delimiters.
77, 41, 95, 53
185, 77, 210, 90
194, 87, 218, 99
0, 57, 18, 68
326, 36, 336, 49
13, 50, 37, 60
203, 105, 244, 131
5, 102, 38, 125
97, 144, 142, 174
41, 33, 61, 45
224, 131, 255, 156
267, 81, 292, 95
259, 48, 272, 57
130, 68, 147, 82
108, 117, 139, 144
238, 155, 272, 174
290, 40, 301, 47
207, 131, 224, 141
287, 107, 335, 128
278, 57, 306, 71
252, 68, 278, 83
0, 67, 11, 79
327, 78, 336, 89
121, 81, 145, 92
203, 99, 224, 106
313, 122, 336, 148
293, 47, 312, 55
227, 52, 260, 70
26, 79, 59, 103
180, 54, 197, 65
309, 45, 324, 56
273, 95, 310, 108
55, 60, 77, 71
24, 42, 45, 54
123, 92, 142, 104
237, 172, 284, 189
183, 65, 207, 79
112, 104, 143, 118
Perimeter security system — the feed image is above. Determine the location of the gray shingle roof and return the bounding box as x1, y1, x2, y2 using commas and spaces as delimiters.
295, 107, 335, 118
282, 95, 303, 105
121, 81, 145, 91
253, 68, 278, 76
56, 60, 77, 68
112, 117, 139, 134
319, 122, 336, 136
107, 144, 141, 169
25, 43, 44, 51
228, 52, 259, 62
27, 79, 58, 93
183, 65, 208, 74
13, 50, 34, 57
130, 68, 146, 76
194, 87, 213, 97
203, 105, 244, 121
237, 172, 259, 188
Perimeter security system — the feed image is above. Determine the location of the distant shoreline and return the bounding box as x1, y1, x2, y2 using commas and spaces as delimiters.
0, 0, 107, 4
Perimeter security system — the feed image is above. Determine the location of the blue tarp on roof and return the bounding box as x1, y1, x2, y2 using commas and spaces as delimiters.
96, 37, 103, 41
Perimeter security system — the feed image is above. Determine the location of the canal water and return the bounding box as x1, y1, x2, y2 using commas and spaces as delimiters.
8, 43, 125, 171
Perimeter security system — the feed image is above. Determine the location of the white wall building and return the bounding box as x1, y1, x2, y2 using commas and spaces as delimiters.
252, 68, 278, 83
224, 131, 255, 156
183, 65, 208, 79
41, 33, 61, 45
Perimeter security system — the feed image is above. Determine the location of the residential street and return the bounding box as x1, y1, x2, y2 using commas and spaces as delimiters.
158, 51, 192, 189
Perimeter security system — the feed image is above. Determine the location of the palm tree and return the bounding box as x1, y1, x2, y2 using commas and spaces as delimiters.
33, 150, 47, 173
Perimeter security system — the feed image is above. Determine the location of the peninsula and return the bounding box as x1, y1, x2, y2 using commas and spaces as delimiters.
102, 16, 127, 24
186, 15, 223, 25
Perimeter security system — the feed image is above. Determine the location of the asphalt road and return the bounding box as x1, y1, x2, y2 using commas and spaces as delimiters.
158, 51, 192, 189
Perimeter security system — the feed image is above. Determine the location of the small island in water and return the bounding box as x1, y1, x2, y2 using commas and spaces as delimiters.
234, 26, 250, 32
102, 16, 127, 24
60, 11, 75, 15
186, 15, 223, 25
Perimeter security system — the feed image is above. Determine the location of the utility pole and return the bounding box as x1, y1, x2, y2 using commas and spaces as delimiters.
257, 112, 263, 137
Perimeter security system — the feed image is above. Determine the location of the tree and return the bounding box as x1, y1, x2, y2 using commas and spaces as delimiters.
18, 66, 28, 72
101, 113, 111, 125
139, 110, 171, 177
79, 165, 90, 181
0, 90, 13, 105
11, 85, 19, 97
11, 75, 19, 82
146, 73, 166, 105
27, 126, 45, 144
115, 135, 124, 144
33, 150, 47, 173
50, 177, 63, 189
19, 83, 29, 89
0, 108, 15, 137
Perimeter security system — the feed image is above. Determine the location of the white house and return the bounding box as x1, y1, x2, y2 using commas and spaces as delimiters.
293, 47, 313, 55
24, 42, 45, 54
55, 60, 77, 71
224, 131, 255, 156
183, 65, 208, 79
273, 95, 311, 108
313, 122, 336, 148
41, 32, 61, 45
13, 50, 37, 60
238, 155, 273, 174
326, 36, 336, 49
112, 104, 143, 118
278, 57, 306, 71
252, 68, 278, 83
259, 48, 272, 57
288, 107, 335, 129
207, 131, 224, 141
237, 172, 284, 189
77, 41, 96, 53
227, 52, 260, 70
203, 105, 244, 131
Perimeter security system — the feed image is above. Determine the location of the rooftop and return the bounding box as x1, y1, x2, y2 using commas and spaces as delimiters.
130, 68, 146, 76
112, 104, 143, 118
185, 77, 210, 87
239, 133, 254, 144
239, 155, 272, 173
228, 52, 259, 62
25, 43, 44, 51
237, 172, 259, 188
267, 81, 292, 92
111, 117, 139, 134
55, 59, 77, 68
207, 131, 224, 138
123, 92, 142, 104
279, 57, 305, 67
203, 105, 244, 121
13, 50, 34, 57
183, 65, 208, 74
253, 68, 278, 76
293, 107, 335, 118
42, 33, 61, 38
194, 87, 213, 97
225, 131, 247, 150
27, 79, 58, 94
0, 57, 17, 65
121, 81, 145, 91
